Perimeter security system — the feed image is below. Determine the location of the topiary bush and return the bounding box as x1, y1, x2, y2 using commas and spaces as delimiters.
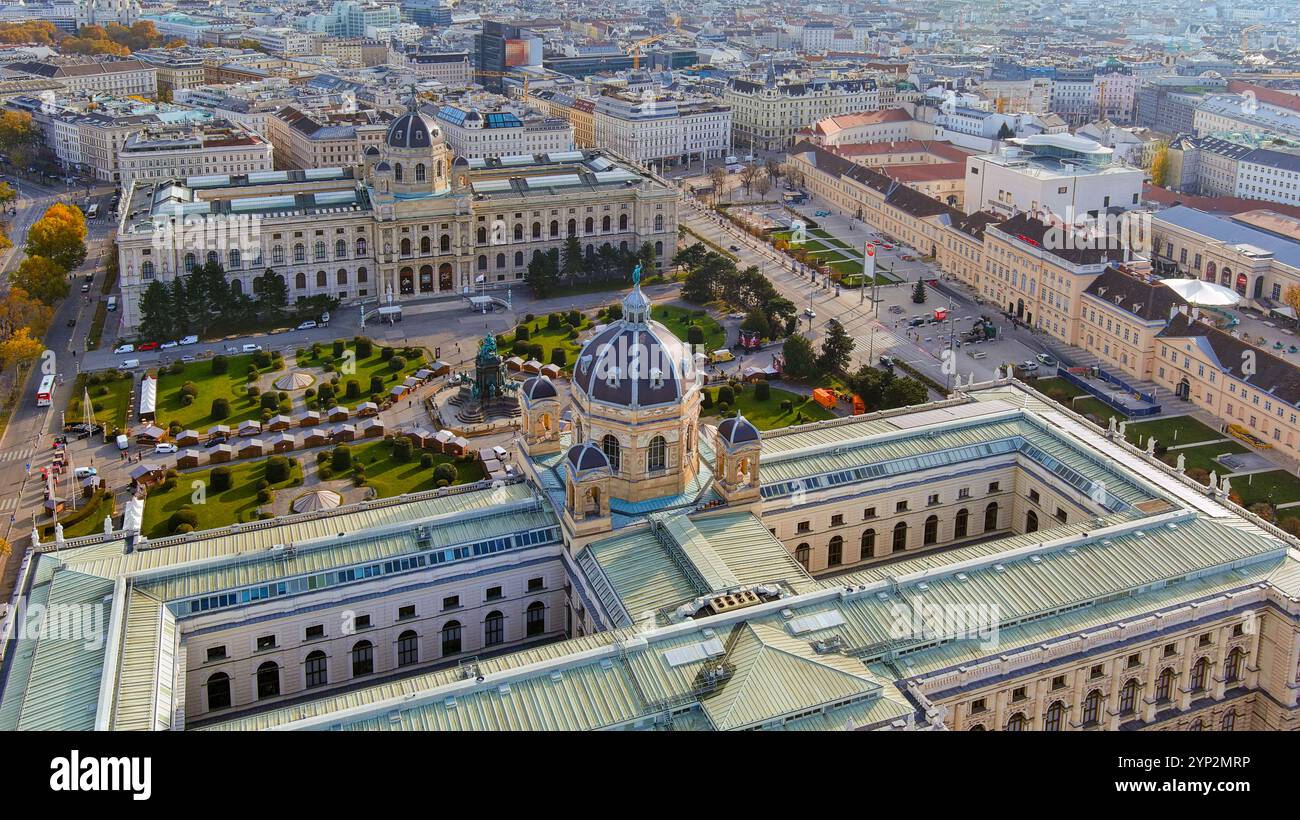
331, 444, 352, 471
420, 452, 434, 468
718, 384, 735, 405
433, 462, 457, 484
389, 355, 406, 373
345, 379, 360, 399
333, 339, 346, 359
266, 455, 291, 483
355, 337, 373, 359
211, 398, 230, 420
755, 380, 771, 401
210, 466, 232, 492
211, 355, 228, 375
392, 438, 413, 462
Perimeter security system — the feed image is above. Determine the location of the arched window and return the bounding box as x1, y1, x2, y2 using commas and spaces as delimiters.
231, 278, 243, 295
923, 515, 939, 545
1043, 701, 1065, 731
206, 250, 219, 266
421, 236, 431, 254
228, 248, 241, 269
272, 245, 285, 264
1082, 690, 1102, 726
358, 267, 368, 282
1006, 712, 1027, 732
256, 661, 280, 699
316, 270, 326, 287
477, 254, 487, 271
648, 435, 666, 471
795, 543, 810, 569
584, 217, 594, 234
567, 218, 576, 237
355, 237, 367, 256
892, 522, 908, 553
141, 260, 154, 279
619, 214, 628, 231
1190, 657, 1209, 692
654, 214, 664, 232
496, 252, 506, 269
514, 251, 524, 266
394, 162, 403, 182
295, 271, 307, 290
184, 253, 196, 272
1189, 718, 1204, 731
206, 672, 231, 710
337, 268, 347, 285
1221, 711, 1236, 731
1224, 648, 1244, 683
477, 226, 487, 244
1119, 679, 1139, 714
602, 434, 621, 472
514, 224, 523, 241
969, 724, 986, 731
484, 611, 505, 647
314, 241, 326, 261
305, 650, 328, 688
820, 536, 840, 568
1026, 510, 1039, 533
954, 508, 969, 539
526, 601, 546, 637
655, 241, 662, 257
400, 237, 411, 255
440, 234, 450, 253
335, 239, 347, 258
984, 502, 999, 532
860, 528, 875, 559
602, 215, 611, 232
415, 163, 426, 182
351, 640, 374, 677
549, 220, 559, 237
441, 621, 462, 656
293, 244, 305, 263
532, 221, 542, 239
397, 630, 419, 667
1156, 667, 1175, 702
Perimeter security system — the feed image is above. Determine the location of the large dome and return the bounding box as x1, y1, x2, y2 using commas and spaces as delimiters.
572, 293, 697, 409
385, 109, 440, 150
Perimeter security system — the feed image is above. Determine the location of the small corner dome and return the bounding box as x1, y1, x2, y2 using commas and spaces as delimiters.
566, 442, 610, 474
522, 375, 557, 401
717, 414, 760, 447
364, 145, 380, 156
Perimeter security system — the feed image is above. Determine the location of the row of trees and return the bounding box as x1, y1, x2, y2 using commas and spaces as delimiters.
781, 318, 929, 410
137, 262, 334, 343
524, 236, 657, 298
677, 243, 797, 340
1, 202, 88, 372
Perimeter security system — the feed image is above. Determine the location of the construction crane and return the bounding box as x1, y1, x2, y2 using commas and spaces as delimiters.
472, 70, 530, 98
628, 34, 666, 71
1241, 24, 1263, 52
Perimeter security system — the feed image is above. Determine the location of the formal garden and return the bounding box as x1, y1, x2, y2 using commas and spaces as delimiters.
313, 439, 485, 499
141, 455, 305, 538
65, 369, 134, 433
699, 379, 835, 430
155, 351, 284, 431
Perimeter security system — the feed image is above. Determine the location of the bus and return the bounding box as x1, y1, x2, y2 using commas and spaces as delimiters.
36, 374, 54, 407
85, 203, 99, 220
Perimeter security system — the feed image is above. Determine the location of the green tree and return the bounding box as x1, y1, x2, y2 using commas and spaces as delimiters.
525, 248, 560, 297
137, 279, 173, 342
637, 241, 657, 276
781, 334, 819, 382
741, 309, 772, 340
252, 268, 288, 319
883, 377, 929, 408
996, 122, 1015, 140
817, 318, 855, 376
847, 364, 893, 410
561, 235, 585, 279
911, 280, 927, 304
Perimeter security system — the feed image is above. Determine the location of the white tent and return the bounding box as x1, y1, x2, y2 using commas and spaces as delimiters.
292, 489, 342, 514
1160, 278, 1242, 307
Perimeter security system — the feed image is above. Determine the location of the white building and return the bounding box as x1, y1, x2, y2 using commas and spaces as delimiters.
591, 92, 731, 167
243, 26, 326, 58
118, 120, 274, 188
963, 133, 1146, 218
4, 58, 157, 98
433, 104, 574, 161
1194, 94, 1300, 140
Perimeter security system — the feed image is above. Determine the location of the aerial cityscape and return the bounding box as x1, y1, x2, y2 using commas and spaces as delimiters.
0, 0, 1295, 754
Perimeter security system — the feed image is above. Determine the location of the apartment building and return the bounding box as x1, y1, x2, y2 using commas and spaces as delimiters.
134, 49, 206, 99
433, 104, 574, 161
1194, 94, 1300, 141
804, 108, 920, 146
118, 120, 273, 188
590, 92, 731, 167
243, 26, 327, 58
4, 57, 157, 98
265, 105, 391, 170
391, 51, 473, 86
725, 75, 881, 152
526, 89, 595, 148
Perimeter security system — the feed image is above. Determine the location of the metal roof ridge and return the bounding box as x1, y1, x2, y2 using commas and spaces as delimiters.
760, 407, 1026, 465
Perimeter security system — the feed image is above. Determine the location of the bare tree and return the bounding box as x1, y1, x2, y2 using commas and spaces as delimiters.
709, 166, 728, 204
739, 164, 763, 198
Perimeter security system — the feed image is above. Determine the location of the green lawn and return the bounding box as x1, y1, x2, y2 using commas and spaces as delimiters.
40, 491, 115, 540
142, 458, 303, 538
155, 354, 262, 431
1033, 377, 1091, 402
653, 305, 726, 351
66, 371, 133, 430
1070, 397, 1130, 422
336, 439, 485, 498
298, 341, 427, 395
1125, 416, 1222, 449
1231, 470, 1300, 508
700, 384, 836, 430
1158, 441, 1247, 475
500, 316, 595, 369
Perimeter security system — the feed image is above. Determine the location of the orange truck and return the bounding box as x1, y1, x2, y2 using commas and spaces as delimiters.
812, 388, 837, 410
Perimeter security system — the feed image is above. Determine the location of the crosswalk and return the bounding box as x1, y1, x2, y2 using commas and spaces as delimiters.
0, 496, 18, 512
0, 447, 33, 464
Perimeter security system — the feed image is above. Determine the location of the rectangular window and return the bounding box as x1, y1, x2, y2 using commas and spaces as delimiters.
486, 586, 504, 601
206, 646, 227, 662
896, 500, 908, 513
988, 482, 1000, 493
256, 635, 277, 652
830, 514, 844, 526
398, 605, 416, 620
863, 507, 876, 519
354, 614, 371, 630
528, 577, 545, 592
442, 596, 460, 610
304, 625, 324, 641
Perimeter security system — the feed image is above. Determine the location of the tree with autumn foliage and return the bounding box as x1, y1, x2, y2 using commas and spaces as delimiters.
0, 287, 53, 340
0, 327, 43, 372
11, 256, 68, 305
26, 202, 87, 272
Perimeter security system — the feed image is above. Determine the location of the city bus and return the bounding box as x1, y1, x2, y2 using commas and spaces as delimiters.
36, 374, 54, 407
85, 203, 99, 220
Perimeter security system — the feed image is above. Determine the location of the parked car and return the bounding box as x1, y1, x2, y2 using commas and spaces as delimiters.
241, 343, 263, 353
1018, 361, 1039, 372
888, 305, 904, 314
113, 343, 134, 354
204, 435, 227, 448
120, 358, 140, 369
137, 342, 159, 352
160, 341, 178, 349
72, 466, 97, 479
154, 443, 178, 454
181, 354, 196, 363
320, 311, 330, 324
1036, 353, 1058, 367
66, 318, 76, 328
297, 320, 318, 330
179, 335, 198, 345
814, 210, 831, 217
728, 244, 740, 251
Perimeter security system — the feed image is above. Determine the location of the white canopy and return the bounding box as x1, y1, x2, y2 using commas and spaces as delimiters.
1160, 278, 1242, 307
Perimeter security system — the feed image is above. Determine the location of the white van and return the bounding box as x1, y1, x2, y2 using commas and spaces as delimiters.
115, 434, 129, 451
106, 296, 117, 311
120, 358, 140, 369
